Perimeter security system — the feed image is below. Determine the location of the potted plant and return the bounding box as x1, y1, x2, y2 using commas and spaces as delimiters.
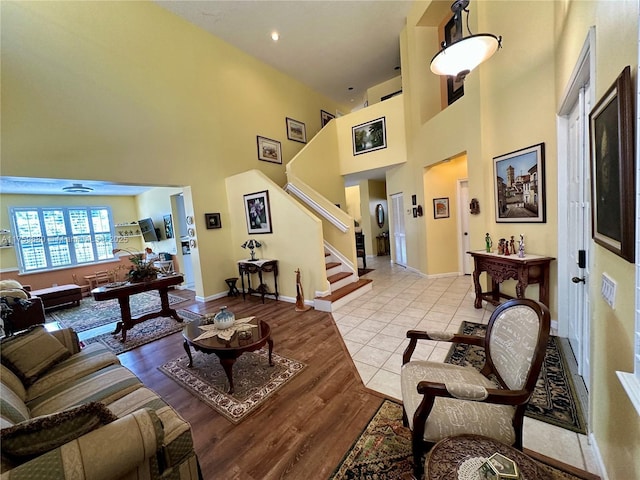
113, 249, 159, 283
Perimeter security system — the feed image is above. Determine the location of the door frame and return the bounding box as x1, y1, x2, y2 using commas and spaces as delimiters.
457, 179, 473, 274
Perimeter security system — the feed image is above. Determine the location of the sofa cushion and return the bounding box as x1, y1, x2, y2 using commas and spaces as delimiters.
0, 365, 26, 402
0, 384, 30, 429
27, 364, 142, 418
1, 326, 71, 386
26, 343, 120, 403
49, 328, 82, 355
1, 402, 118, 462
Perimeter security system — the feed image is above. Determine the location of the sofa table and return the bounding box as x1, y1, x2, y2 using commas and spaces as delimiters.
237, 259, 279, 303
468, 250, 555, 309
426, 434, 545, 480
92, 273, 184, 342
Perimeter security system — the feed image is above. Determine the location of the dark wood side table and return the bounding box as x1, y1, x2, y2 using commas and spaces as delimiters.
92, 273, 184, 342
376, 234, 390, 255
468, 250, 555, 309
182, 316, 273, 394
237, 259, 279, 303
426, 434, 547, 480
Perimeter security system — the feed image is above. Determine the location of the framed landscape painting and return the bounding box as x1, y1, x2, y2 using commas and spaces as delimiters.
493, 142, 546, 223
244, 190, 272, 234
589, 65, 634, 262
352, 117, 387, 155
257, 136, 282, 164
286, 117, 306, 143
321, 110, 335, 127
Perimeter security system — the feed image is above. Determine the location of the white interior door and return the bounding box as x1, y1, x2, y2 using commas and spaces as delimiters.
458, 180, 473, 274
391, 193, 407, 266
567, 85, 592, 387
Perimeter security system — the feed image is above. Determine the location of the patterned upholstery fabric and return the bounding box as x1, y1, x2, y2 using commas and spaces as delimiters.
48, 329, 81, 355
489, 305, 540, 390
0, 382, 30, 428
1, 402, 118, 462
1, 326, 71, 386
401, 361, 516, 444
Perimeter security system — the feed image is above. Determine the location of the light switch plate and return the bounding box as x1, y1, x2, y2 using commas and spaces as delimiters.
601, 273, 616, 308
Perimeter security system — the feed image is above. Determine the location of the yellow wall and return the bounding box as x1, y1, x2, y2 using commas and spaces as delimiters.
1, 1, 345, 298
366, 76, 403, 105
345, 186, 361, 222
424, 154, 468, 275
553, 1, 640, 478
225, 170, 326, 299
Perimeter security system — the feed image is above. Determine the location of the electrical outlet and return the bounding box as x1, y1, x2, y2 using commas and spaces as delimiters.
601, 273, 616, 308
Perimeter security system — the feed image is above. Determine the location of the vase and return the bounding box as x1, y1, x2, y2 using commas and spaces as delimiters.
213, 306, 235, 330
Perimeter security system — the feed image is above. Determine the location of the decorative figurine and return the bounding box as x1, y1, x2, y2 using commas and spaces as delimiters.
518, 234, 525, 258
510, 236, 515, 256
485, 233, 493, 253
498, 238, 505, 255
295, 269, 311, 312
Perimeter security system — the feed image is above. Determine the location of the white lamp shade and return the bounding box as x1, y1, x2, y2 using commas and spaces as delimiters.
430, 34, 500, 77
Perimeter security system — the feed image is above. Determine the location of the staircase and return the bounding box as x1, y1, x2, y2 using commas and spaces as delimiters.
314, 251, 373, 312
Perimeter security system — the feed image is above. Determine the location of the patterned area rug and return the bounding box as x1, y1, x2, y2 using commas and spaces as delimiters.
159, 347, 306, 424
330, 400, 593, 480
82, 309, 199, 355
46, 291, 187, 332
445, 321, 586, 434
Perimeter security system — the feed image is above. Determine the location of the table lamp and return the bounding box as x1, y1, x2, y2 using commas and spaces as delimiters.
241, 239, 262, 261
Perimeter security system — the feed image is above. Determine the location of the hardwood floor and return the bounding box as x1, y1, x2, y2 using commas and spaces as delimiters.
118, 291, 386, 480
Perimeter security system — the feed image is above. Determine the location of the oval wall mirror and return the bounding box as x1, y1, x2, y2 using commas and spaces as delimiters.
375, 204, 385, 228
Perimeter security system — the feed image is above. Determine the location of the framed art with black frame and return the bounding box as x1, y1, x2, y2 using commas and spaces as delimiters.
493, 143, 546, 223
163, 214, 174, 239
286, 117, 307, 143
204, 213, 222, 230
589, 65, 635, 262
433, 198, 449, 219
444, 14, 464, 105
244, 190, 272, 235
321, 110, 335, 127
352, 117, 387, 155
256, 136, 282, 164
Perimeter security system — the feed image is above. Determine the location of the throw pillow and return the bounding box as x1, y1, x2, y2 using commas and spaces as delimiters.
1, 325, 71, 386
1, 402, 118, 461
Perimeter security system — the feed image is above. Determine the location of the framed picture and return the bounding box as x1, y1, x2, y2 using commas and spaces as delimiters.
163, 214, 174, 239
444, 14, 464, 105
352, 117, 387, 155
286, 117, 307, 143
244, 190, 272, 234
493, 142, 546, 223
204, 212, 221, 230
257, 136, 282, 164
433, 198, 449, 219
589, 66, 635, 262
321, 110, 335, 127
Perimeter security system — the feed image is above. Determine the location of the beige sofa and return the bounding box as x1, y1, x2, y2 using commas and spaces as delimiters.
0, 325, 200, 480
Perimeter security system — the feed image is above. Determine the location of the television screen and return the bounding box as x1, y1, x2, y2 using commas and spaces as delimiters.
138, 218, 159, 242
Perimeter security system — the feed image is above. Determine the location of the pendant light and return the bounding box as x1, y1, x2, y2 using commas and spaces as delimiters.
430, 0, 501, 81
62, 183, 93, 193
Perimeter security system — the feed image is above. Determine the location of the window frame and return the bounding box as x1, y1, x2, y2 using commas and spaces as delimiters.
9, 205, 116, 273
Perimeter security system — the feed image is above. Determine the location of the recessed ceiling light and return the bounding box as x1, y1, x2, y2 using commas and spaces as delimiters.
271, 31, 279, 41
348, 87, 354, 91
62, 183, 93, 193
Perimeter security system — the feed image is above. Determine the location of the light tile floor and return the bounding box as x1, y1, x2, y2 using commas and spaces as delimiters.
333, 255, 600, 475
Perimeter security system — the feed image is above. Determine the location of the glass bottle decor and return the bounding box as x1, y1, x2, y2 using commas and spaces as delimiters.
213, 306, 235, 330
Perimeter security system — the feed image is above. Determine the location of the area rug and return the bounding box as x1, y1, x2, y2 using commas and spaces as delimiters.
82, 309, 200, 355
158, 347, 306, 424
46, 291, 187, 332
330, 400, 593, 480
445, 321, 586, 434
358, 268, 374, 276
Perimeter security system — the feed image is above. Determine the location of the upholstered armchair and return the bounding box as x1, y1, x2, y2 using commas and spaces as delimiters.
0, 280, 46, 336
400, 298, 550, 478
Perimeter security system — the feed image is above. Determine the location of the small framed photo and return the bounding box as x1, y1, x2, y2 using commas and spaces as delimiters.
493, 142, 546, 223
163, 214, 174, 239
321, 109, 335, 127
589, 66, 635, 262
352, 117, 387, 155
433, 198, 449, 219
257, 136, 282, 164
286, 117, 307, 143
244, 190, 272, 234
205, 213, 221, 230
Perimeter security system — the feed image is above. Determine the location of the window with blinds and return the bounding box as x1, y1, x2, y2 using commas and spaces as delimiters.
10, 206, 115, 272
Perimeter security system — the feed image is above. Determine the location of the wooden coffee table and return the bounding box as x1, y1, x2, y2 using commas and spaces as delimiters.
182, 316, 273, 394
426, 435, 546, 480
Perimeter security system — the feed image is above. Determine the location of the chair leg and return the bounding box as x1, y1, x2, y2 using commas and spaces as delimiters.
412, 437, 425, 479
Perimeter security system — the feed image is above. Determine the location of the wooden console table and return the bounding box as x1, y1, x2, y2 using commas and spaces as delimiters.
92, 274, 184, 342
468, 250, 555, 309
238, 259, 279, 303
